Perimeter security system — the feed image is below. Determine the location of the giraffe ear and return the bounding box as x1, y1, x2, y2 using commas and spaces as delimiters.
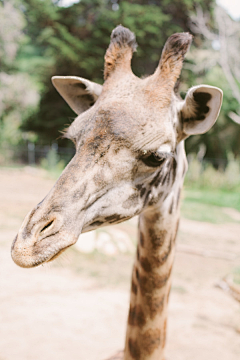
181, 85, 223, 136
52, 76, 103, 115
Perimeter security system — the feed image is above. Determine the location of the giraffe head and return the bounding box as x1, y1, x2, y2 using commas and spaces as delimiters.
12, 26, 222, 268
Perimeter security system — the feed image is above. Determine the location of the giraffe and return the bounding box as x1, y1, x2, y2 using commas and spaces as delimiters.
11, 25, 223, 360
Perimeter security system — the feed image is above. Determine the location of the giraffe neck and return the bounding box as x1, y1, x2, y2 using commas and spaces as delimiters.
124, 142, 186, 360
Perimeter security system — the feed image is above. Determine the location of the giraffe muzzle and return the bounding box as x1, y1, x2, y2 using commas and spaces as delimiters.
11, 208, 78, 268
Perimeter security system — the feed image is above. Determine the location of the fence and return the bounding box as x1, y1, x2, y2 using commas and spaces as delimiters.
0, 143, 233, 171
0, 143, 75, 167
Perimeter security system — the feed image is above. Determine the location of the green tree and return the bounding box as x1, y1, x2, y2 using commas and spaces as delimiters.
20, 0, 215, 146
184, 5, 240, 162
0, 0, 39, 147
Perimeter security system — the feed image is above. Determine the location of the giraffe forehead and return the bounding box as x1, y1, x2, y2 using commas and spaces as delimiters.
71, 100, 178, 155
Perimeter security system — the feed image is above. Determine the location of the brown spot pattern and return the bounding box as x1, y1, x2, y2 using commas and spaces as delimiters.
149, 169, 162, 187
122, 193, 139, 209
105, 214, 123, 223
160, 171, 169, 186
131, 279, 138, 295
149, 229, 167, 249
147, 295, 165, 319
171, 158, 177, 185
141, 328, 161, 355
128, 305, 146, 327
140, 232, 144, 247
139, 267, 172, 295
72, 183, 87, 203
169, 197, 174, 214
128, 338, 141, 359
139, 256, 151, 272
135, 267, 139, 281
151, 239, 172, 268
136, 246, 140, 261
93, 171, 106, 187
128, 328, 161, 359
143, 190, 152, 207
140, 187, 146, 197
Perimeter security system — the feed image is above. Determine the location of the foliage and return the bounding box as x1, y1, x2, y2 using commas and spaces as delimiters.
185, 155, 240, 192
182, 155, 240, 222
40, 146, 65, 173
233, 268, 240, 285
0, 0, 39, 147
18, 0, 215, 145
1, 0, 240, 163
184, 5, 240, 161
181, 195, 239, 223
183, 65, 240, 161
0, 1, 24, 69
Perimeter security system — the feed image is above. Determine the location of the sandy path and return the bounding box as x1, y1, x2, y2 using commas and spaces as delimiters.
0, 168, 239, 360
0, 247, 128, 360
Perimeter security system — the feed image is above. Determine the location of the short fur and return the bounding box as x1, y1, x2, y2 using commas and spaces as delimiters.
104, 25, 137, 80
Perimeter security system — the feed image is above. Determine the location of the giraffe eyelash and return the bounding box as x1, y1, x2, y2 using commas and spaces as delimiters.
140, 150, 174, 168
61, 128, 78, 146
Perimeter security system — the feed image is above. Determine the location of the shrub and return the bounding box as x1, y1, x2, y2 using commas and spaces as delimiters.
185, 154, 240, 191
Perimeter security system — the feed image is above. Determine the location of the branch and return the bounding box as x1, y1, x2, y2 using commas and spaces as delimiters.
215, 276, 240, 303
190, 6, 217, 41
190, 6, 240, 107
228, 111, 240, 125
215, 8, 240, 104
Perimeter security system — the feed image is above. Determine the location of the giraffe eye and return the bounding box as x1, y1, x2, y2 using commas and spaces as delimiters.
142, 152, 166, 168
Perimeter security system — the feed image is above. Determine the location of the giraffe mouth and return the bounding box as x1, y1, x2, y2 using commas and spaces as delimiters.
11, 201, 84, 268
46, 244, 72, 263
11, 229, 78, 268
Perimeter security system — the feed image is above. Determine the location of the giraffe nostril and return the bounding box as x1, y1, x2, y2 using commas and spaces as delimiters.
40, 220, 54, 233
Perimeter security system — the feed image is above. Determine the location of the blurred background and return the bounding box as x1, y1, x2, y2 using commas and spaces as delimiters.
0, 0, 240, 359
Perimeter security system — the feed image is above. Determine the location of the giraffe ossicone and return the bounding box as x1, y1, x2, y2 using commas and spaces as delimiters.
11, 25, 223, 360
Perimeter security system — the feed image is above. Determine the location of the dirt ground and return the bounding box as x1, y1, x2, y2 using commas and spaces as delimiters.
0, 167, 240, 360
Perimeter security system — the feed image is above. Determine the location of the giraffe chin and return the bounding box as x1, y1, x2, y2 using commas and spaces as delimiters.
46, 245, 72, 263
11, 231, 78, 268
